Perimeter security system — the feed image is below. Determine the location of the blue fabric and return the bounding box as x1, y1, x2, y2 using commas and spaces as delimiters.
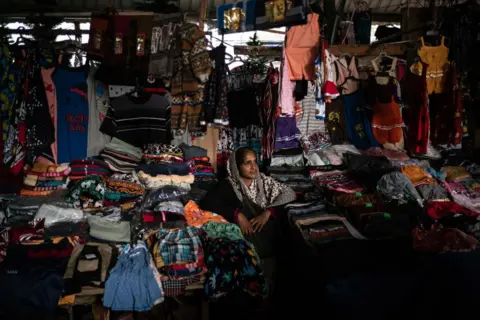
53, 66, 89, 163
104, 244, 161, 311
343, 90, 379, 149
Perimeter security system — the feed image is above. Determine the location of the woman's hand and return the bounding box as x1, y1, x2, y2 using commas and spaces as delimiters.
237, 213, 254, 236
250, 210, 271, 233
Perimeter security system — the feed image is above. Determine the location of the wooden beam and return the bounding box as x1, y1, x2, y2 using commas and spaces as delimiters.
328, 43, 410, 56
198, 0, 208, 30
234, 45, 282, 56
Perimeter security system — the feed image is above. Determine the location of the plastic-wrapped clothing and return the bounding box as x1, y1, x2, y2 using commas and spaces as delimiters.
377, 172, 423, 206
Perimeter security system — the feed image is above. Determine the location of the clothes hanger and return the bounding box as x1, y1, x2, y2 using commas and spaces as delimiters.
227, 55, 245, 66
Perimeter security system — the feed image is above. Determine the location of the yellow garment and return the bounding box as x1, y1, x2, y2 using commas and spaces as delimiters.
417, 37, 450, 94
441, 166, 471, 182
184, 200, 228, 227
58, 295, 75, 306
401, 165, 437, 186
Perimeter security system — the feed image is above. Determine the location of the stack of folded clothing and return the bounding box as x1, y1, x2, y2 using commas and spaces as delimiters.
69, 158, 111, 181
100, 138, 142, 173
135, 163, 194, 190
142, 186, 189, 227
21, 163, 71, 196
0, 219, 80, 314
103, 176, 145, 208
147, 227, 207, 297
65, 175, 145, 211
286, 201, 366, 244
143, 143, 184, 164
178, 144, 218, 191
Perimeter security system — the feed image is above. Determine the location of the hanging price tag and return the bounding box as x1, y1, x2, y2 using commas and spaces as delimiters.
136, 33, 146, 56
114, 34, 123, 55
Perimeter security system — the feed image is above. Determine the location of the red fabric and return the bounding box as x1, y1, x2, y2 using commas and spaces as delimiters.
406, 62, 429, 154
266, 207, 276, 218
8, 219, 45, 243
426, 201, 479, 220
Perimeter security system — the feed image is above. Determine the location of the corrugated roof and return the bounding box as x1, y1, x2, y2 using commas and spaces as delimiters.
0, 0, 444, 15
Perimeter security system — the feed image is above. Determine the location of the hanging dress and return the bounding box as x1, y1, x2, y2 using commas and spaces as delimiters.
416, 36, 449, 95
370, 58, 404, 150
335, 57, 378, 149
405, 62, 429, 154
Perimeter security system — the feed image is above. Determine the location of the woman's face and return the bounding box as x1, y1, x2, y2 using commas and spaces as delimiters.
238, 152, 258, 179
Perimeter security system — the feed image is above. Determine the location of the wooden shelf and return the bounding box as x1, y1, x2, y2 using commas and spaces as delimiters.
328, 42, 410, 56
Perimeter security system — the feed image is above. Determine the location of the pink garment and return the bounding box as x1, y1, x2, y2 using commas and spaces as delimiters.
279, 47, 296, 115
444, 181, 480, 213
42, 67, 57, 163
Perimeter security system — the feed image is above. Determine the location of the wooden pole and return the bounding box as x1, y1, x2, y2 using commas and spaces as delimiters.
199, 0, 208, 31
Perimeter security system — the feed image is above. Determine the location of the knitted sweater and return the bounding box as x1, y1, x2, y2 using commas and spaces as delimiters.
170, 23, 212, 96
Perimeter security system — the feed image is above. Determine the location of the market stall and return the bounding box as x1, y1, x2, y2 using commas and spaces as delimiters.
0, 0, 479, 319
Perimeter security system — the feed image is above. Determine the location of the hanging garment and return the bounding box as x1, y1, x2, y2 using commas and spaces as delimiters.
53, 63, 89, 163
369, 75, 404, 149
41, 67, 57, 163
23, 49, 56, 165
297, 82, 326, 136
334, 56, 360, 95
87, 66, 111, 157
279, 45, 296, 115
429, 63, 463, 146
343, 90, 378, 149
353, 10, 372, 44
285, 13, 320, 81
417, 36, 450, 94
170, 23, 212, 136
314, 55, 326, 119
323, 48, 340, 100
325, 97, 347, 144
262, 68, 279, 161
405, 62, 429, 154
274, 116, 301, 150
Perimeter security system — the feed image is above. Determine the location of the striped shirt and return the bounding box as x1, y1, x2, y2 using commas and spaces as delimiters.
100, 93, 172, 147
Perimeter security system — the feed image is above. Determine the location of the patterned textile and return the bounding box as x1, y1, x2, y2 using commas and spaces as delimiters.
299, 131, 331, 152
216, 127, 234, 174
203, 237, 265, 299
227, 149, 296, 209
152, 226, 203, 267
184, 201, 227, 227
201, 221, 244, 241
143, 144, 183, 157
170, 23, 212, 135
261, 68, 279, 161
232, 125, 263, 164
161, 274, 203, 297
0, 228, 7, 263
64, 175, 106, 209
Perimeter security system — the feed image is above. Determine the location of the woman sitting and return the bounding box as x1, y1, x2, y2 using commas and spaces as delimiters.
200, 147, 296, 297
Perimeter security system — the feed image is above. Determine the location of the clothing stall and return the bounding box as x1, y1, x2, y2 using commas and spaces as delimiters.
0, 0, 479, 319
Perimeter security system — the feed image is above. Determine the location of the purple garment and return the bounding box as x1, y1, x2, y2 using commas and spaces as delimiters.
274, 116, 301, 150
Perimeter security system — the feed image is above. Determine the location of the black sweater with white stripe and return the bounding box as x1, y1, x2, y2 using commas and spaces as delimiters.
100, 93, 172, 147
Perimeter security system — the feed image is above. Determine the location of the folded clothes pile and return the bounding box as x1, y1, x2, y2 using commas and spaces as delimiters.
147, 227, 207, 297
69, 158, 111, 181
143, 144, 184, 164
135, 163, 194, 190
286, 201, 366, 244
187, 156, 217, 191
142, 186, 189, 226
21, 163, 71, 196
310, 170, 363, 194
65, 175, 145, 210
100, 138, 142, 173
